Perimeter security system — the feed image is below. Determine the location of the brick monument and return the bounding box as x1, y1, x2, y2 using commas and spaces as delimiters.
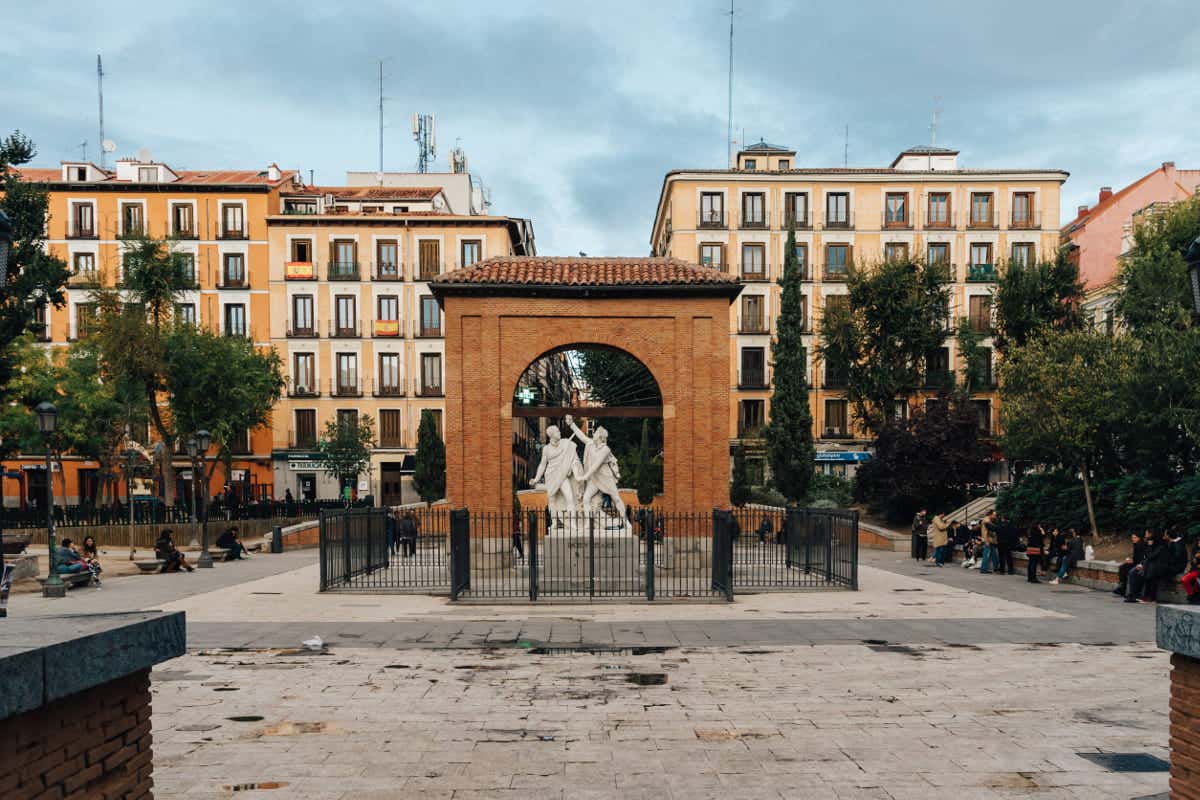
431, 256, 742, 511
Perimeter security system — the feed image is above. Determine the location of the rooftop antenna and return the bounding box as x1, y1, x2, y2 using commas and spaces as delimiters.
96, 55, 106, 169
79, 140, 88, 161
843, 124, 849, 167
930, 96, 942, 146
726, 0, 734, 168
412, 113, 436, 173
377, 59, 388, 185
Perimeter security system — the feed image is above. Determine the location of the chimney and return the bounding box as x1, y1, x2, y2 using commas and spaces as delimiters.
1098, 186, 1113, 202
1163, 161, 1176, 170
267, 163, 281, 181
1077, 204, 1090, 217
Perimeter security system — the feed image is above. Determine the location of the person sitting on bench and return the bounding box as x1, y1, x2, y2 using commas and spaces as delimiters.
54, 538, 90, 577
155, 530, 194, 572
216, 526, 250, 560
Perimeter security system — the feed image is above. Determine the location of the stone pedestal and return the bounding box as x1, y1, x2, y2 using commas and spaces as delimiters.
1157, 605, 1200, 799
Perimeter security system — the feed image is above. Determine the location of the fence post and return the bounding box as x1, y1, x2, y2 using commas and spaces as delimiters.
449, 507, 470, 600
527, 509, 539, 602
803, 509, 813, 575
851, 510, 860, 590
588, 513, 595, 598
645, 515, 656, 601
317, 511, 327, 591
342, 511, 351, 587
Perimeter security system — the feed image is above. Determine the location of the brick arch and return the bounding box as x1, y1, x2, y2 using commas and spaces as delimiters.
507, 342, 664, 412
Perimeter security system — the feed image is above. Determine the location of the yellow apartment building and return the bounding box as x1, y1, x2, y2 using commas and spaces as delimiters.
650, 142, 1067, 480
8, 158, 300, 507
266, 184, 535, 505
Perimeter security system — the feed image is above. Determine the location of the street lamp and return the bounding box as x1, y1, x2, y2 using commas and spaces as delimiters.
185, 437, 200, 551
122, 447, 138, 559
0, 208, 13, 286
35, 402, 63, 598
1185, 235, 1200, 323
195, 429, 213, 568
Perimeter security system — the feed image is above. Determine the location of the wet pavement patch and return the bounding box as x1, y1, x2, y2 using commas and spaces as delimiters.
626, 673, 668, 686
212, 687, 239, 692
1076, 752, 1169, 772
527, 645, 674, 656
226, 715, 265, 723
223, 782, 289, 791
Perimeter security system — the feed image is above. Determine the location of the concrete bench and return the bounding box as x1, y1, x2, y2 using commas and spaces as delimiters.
38, 571, 92, 589
135, 560, 165, 573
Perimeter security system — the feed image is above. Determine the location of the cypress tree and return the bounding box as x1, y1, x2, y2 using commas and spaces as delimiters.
766, 225, 816, 503
730, 445, 752, 507
413, 409, 446, 503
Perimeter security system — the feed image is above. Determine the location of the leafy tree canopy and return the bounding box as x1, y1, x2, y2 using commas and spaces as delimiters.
413, 409, 446, 503
318, 414, 376, 484
991, 253, 1084, 356
1114, 194, 1200, 332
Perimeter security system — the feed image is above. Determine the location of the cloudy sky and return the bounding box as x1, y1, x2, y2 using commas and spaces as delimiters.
4, 1, 1198, 255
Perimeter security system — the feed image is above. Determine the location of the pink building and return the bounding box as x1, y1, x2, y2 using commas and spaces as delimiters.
1064, 161, 1200, 293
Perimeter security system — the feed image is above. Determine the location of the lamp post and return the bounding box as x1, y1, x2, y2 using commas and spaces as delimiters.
185, 437, 200, 553
0, 208, 13, 286
123, 447, 138, 559
36, 402, 64, 598
1185, 236, 1200, 324
196, 430, 213, 568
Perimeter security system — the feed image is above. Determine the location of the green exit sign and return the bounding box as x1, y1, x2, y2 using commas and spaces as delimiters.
516, 387, 537, 405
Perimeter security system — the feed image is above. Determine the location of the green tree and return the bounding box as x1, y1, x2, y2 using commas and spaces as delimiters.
576, 347, 662, 487
730, 445, 751, 507
0, 132, 70, 388
999, 330, 1129, 538
317, 413, 376, 495
991, 253, 1084, 356
163, 324, 285, 484
955, 317, 988, 394
818, 257, 951, 436
412, 409, 446, 503
1115, 195, 1200, 332
766, 225, 815, 502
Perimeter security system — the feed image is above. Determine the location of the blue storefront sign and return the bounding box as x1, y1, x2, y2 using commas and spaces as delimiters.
814, 451, 871, 463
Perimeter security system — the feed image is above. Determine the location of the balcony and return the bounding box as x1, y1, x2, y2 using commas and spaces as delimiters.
739, 213, 768, 230
698, 210, 727, 230
371, 262, 403, 281
967, 212, 997, 230
285, 261, 316, 281
739, 264, 770, 282
67, 227, 97, 240
414, 321, 443, 339
969, 371, 999, 392
923, 210, 957, 229
288, 430, 318, 450
882, 212, 913, 230
414, 378, 444, 398
217, 229, 248, 240
738, 314, 771, 335
738, 369, 769, 390
416, 262, 444, 282
924, 369, 955, 389
736, 423, 766, 440
328, 320, 361, 339
372, 379, 406, 398
286, 320, 319, 338
823, 370, 849, 390
287, 379, 319, 398
217, 274, 248, 289
968, 317, 993, 335
171, 227, 198, 240
966, 264, 997, 282
68, 270, 102, 289
327, 262, 360, 281
822, 211, 854, 230
822, 426, 852, 440
373, 319, 402, 338
823, 264, 851, 282
782, 209, 812, 230
329, 378, 363, 398
929, 262, 956, 282
1009, 210, 1042, 230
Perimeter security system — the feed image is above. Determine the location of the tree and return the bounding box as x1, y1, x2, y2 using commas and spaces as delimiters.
730, 445, 751, 507
317, 414, 376, 496
818, 256, 951, 435
0, 132, 70, 388
955, 317, 988, 393
991, 253, 1084, 356
576, 347, 662, 487
766, 225, 815, 502
999, 330, 1129, 538
163, 324, 285, 484
1115, 195, 1200, 333
412, 409, 446, 503
634, 419, 656, 506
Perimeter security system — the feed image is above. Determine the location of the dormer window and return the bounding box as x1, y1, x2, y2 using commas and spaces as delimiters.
73, 166, 87, 181
138, 166, 158, 183
778, 159, 790, 170
744, 158, 757, 170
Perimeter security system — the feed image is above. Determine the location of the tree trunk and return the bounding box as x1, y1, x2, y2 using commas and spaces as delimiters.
144, 386, 176, 506
1080, 460, 1099, 540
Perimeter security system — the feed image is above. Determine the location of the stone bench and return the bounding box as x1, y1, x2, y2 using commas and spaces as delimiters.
135, 560, 165, 573
37, 571, 92, 589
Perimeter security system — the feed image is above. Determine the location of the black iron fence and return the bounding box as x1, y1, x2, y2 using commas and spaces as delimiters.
0, 498, 362, 530
318, 505, 858, 599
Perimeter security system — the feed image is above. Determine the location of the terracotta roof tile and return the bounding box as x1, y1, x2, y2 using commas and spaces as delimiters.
285, 185, 442, 201
15, 165, 298, 187
434, 256, 739, 287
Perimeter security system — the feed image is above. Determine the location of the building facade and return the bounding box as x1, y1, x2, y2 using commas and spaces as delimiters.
649, 142, 1067, 478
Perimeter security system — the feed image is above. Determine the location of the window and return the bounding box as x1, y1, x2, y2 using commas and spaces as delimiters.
927, 192, 950, 226
698, 243, 724, 268
336, 409, 358, 432
290, 238, 313, 263
72, 252, 96, 275
75, 303, 97, 338
741, 295, 765, 332
179, 253, 195, 285
890, 399, 909, 421
792, 243, 809, 279
33, 303, 48, 339
334, 295, 357, 336
741, 192, 765, 226
1011, 243, 1035, 267
176, 303, 196, 326
460, 239, 482, 267
968, 295, 992, 334
292, 353, 315, 394
421, 353, 443, 394
744, 158, 757, 170
336, 353, 358, 395
138, 166, 158, 183
784, 192, 809, 226
72, 203, 95, 236
738, 400, 765, 437
294, 409, 317, 448
379, 409, 403, 447
376, 240, 398, 276
377, 295, 399, 322
420, 296, 440, 336
884, 242, 909, 262
825, 244, 850, 278
975, 347, 994, 389
121, 203, 144, 236
378, 353, 402, 396
972, 399, 992, 434
885, 193, 908, 226
740, 243, 765, 279
927, 242, 950, 265
221, 204, 245, 237
418, 240, 441, 280
291, 294, 314, 335
72, 166, 87, 182
284, 199, 317, 215
171, 203, 194, 236
739, 348, 766, 388
222, 253, 246, 286
970, 243, 992, 266
224, 304, 246, 337
824, 400, 848, 437
699, 192, 725, 226
778, 159, 790, 170
970, 192, 993, 227
825, 192, 850, 227
1012, 192, 1034, 227
800, 295, 809, 331
331, 240, 357, 277
423, 409, 444, 438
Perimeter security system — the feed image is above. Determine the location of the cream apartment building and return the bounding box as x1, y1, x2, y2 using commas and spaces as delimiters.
650, 142, 1067, 479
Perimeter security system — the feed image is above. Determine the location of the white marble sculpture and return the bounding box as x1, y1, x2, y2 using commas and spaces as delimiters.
531, 424, 582, 534
566, 415, 628, 525
531, 417, 632, 536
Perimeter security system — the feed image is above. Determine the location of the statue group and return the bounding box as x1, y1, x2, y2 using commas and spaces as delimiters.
530, 415, 630, 535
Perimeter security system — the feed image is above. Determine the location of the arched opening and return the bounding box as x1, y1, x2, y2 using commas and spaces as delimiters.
511, 345, 664, 509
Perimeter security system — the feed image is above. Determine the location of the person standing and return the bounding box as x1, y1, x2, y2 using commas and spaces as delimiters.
511, 516, 525, 562
995, 515, 1017, 576
399, 512, 418, 558
911, 509, 928, 561
929, 512, 950, 567
979, 511, 998, 574
1025, 524, 1045, 583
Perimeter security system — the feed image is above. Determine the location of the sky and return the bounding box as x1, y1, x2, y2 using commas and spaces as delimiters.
4, 0, 1199, 256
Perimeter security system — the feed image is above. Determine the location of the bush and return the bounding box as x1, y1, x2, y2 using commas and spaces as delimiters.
747, 486, 787, 507
807, 473, 854, 508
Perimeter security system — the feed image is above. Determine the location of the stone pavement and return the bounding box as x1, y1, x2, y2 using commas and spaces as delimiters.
151, 642, 1169, 799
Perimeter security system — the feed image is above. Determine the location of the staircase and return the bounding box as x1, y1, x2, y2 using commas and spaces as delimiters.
944, 493, 997, 525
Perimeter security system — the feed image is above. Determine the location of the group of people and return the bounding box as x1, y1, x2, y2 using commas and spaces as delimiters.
152, 526, 252, 573
912, 508, 1197, 602
53, 536, 103, 585
386, 511, 420, 557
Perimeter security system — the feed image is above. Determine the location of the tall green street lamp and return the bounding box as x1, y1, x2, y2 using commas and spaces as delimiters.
1186, 236, 1200, 324
195, 429, 213, 568
123, 447, 138, 559
36, 402, 64, 598
186, 437, 200, 551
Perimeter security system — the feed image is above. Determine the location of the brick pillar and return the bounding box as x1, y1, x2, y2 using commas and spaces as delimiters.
1172, 653, 1200, 799
0, 669, 157, 799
